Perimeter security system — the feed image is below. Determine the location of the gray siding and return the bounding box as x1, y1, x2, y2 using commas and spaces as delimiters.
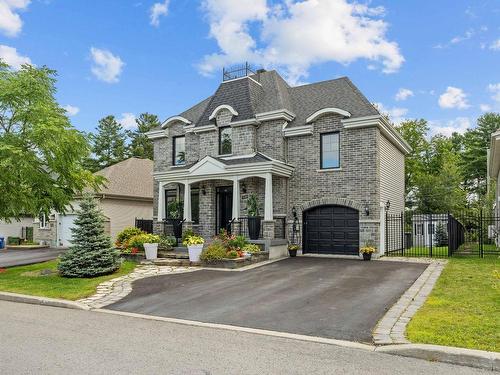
379, 133, 405, 214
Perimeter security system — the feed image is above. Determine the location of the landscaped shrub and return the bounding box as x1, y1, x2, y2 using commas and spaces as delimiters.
115, 227, 145, 250
182, 228, 195, 244
58, 194, 120, 278
242, 244, 261, 254
226, 249, 239, 259
158, 235, 176, 251
227, 235, 248, 250
200, 241, 227, 261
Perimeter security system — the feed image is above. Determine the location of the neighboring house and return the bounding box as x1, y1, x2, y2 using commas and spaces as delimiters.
147, 68, 410, 256
34, 158, 154, 247
0, 217, 34, 244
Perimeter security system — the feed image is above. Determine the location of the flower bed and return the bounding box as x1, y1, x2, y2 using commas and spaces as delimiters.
201, 251, 269, 269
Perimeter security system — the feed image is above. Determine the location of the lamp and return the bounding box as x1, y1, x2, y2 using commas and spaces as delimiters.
385, 200, 391, 211
364, 204, 370, 216
292, 206, 297, 220
201, 186, 206, 196
241, 183, 247, 194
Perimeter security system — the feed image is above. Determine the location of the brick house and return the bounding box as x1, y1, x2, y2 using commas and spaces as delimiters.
147, 68, 410, 257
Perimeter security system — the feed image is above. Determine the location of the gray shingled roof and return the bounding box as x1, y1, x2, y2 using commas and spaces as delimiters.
164, 70, 379, 129
215, 153, 271, 165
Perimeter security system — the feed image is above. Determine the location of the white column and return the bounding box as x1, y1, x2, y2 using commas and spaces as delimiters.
157, 182, 165, 220
379, 203, 386, 255
232, 177, 240, 220
264, 173, 273, 221
183, 182, 192, 221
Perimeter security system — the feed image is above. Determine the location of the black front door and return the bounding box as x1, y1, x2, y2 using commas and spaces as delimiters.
216, 186, 233, 234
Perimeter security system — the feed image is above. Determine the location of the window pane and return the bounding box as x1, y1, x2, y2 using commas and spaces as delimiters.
219, 127, 232, 155
174, 137, 186, 165
191, 189, 200, 224
321, 133, 340, 169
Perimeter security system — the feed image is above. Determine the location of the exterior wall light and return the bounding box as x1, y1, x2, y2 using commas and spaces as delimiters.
385, 200, 391, 211
364, 204, 370, 216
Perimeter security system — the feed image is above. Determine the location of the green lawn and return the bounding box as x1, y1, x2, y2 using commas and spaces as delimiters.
0, 260, 137, 300
406, 256, 500, 352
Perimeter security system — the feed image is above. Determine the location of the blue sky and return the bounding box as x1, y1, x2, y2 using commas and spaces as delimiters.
0, 0, 499, 136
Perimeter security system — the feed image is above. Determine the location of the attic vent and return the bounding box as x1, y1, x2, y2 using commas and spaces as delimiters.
222, 62, 258, 82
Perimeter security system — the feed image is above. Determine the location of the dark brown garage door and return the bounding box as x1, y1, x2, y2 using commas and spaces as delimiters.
303, 205, 359, 255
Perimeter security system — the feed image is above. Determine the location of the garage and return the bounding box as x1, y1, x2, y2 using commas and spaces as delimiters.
58, 214, 77, 247
303, 205, 359, 255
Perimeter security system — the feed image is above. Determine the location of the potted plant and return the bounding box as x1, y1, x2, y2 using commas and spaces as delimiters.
129, 233, 160, 260
183, 233, 205, 262
167, 200, 184, 240
288, 244, 299, 257
360, 242, 376, 261
246, 193, 261, 240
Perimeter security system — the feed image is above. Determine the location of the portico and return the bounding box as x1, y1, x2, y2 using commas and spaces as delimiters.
153, 153, 294, 240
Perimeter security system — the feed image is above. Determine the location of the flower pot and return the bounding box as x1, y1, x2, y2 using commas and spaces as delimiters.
288, 249, 297, 257
248, 217, 261, 240
144, 243, 158, 260
362, 252, 372, 261
188, 244, 204, 262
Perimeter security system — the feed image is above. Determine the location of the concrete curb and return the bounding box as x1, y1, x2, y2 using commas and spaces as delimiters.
94, 308, 376, 352
0, 291, 90, 310
376, 344, 500, 371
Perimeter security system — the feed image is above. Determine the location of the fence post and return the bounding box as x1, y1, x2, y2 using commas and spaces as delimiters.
379, 203, 386, 256
479, 209, 484, 258
447, 212, 451, 257
400, 212, 404, 256
429, 214, 433, 258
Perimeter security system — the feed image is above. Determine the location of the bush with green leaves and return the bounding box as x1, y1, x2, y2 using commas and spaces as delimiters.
182, 228, 195, 244
226, 249, 239, 259
127, 233, 160, 252
246, 193, 260, 217
115, 227, 145, 249
243, 244, 261, 254
58, 194, 120, 278
158, 235, 176, 251
200, 241, 227, 262
227, 235, 248, 250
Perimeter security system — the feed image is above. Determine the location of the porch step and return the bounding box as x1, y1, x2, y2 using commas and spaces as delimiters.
158, 249, 189, 259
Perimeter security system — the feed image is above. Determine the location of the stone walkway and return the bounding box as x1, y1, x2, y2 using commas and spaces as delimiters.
77, 265, 198, 309
373, 258, 447, 345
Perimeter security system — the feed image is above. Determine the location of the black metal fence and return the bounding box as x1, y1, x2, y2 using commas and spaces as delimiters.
386, 210, 500, 258
135, 218, 153, 234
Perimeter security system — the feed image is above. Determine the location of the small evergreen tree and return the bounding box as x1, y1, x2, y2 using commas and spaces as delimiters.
127, 113, 160, 160
434, 222, 448, 247
58, 194, 120, 277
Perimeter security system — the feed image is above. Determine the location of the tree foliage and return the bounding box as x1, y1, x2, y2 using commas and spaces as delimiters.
126, 112, 160, 160
58, 194, 120, 278
0, 61, 99, 221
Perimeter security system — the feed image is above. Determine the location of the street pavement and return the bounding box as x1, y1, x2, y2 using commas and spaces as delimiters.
0, 301, 489, 375
0, 248, 66, 268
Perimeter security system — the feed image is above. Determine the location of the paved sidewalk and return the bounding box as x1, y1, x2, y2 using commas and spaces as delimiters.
373, 259, 446, 344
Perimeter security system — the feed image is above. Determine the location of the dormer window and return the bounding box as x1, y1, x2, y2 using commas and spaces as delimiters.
219, 127, 232, 155
173, 136, 186, 165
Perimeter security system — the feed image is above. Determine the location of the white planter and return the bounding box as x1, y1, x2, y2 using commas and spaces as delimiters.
187, 244, 204, 262
144, 243, 158, 260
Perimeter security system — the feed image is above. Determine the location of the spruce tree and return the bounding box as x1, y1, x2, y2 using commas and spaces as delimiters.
58, 194, 120, 278
127, 113, 160, 160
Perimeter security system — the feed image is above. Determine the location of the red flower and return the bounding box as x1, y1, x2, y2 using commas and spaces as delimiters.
0, 268, 6, 273
131, 247, 139, 254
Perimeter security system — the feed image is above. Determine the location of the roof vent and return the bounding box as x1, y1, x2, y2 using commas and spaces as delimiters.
222, 62, 258, 82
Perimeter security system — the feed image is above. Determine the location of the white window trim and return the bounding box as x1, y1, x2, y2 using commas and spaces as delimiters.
39, 213, 49, 229
209, 105, 239, 121
306, 108, 351, 123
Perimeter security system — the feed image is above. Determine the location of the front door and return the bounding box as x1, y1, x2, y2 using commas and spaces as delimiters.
216, 186, 233, 234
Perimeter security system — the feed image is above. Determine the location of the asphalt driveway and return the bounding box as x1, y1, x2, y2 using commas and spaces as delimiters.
107, 257, 427, 343
0, 248, 66, 268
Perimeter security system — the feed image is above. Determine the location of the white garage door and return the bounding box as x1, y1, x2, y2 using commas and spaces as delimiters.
58, 215, 77, 247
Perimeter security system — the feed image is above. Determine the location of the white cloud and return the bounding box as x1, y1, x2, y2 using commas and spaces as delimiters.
90, 47, 124, 83
0, 0, 30, 37
488, 83, 500, 104
63, 105, 79, 117
374, 102, 408, 125
490, 39, 500, 51
429, 117, 470, 137
150, 0, 169, 27
118, 112, 136, 129
450, 29, 474, 44
438, 86, 469, 109
395, 88, 414, 101
480, 104, 491, 112
199, 0, 404, 84
0, 44, 31, 69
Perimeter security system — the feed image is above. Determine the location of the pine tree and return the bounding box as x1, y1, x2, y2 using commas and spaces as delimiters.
434, 222, 448, 247
58, 194, 120, 278
87, 115, 127, 171
127, 113, 160, 160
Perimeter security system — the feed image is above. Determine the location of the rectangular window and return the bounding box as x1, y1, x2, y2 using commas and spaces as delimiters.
320, 132, 340, 169
191, 189, 200, 224
39, 213, 48, 229
415, 223, 424, 235
173, 136, 186, 166
219, 127, 232, 155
